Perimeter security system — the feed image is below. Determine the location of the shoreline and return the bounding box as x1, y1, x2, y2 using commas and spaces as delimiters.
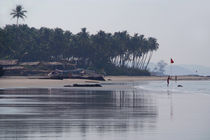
105, 75, 210, 81
1, 75, 210, 80
0, 75, 209, 89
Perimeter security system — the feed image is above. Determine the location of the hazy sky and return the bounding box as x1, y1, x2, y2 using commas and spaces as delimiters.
1, 0, 210, 66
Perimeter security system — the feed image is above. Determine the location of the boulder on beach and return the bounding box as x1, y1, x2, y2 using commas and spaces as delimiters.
64, 83, 102, 87
177, 85, 183, 87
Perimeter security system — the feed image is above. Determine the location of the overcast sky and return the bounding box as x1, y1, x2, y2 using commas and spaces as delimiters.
1, 0, 210, 67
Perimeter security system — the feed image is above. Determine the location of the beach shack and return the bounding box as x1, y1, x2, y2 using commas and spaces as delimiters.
0, 59, 23, 75
0, 59, 18, 67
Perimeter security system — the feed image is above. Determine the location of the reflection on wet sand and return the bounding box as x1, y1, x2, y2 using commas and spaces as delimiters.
0, 88, 157, 140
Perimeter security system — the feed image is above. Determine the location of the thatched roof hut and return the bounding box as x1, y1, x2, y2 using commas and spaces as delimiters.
20, 62, 40, 66
3, 66, 24, 70
0, 59, 18, 66
42, 62, 63, 66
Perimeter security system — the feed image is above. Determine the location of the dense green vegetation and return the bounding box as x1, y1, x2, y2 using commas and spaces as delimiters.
0, 66, 4, 77
0, 24, 159, 75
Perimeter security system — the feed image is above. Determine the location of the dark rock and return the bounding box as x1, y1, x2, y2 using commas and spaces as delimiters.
73, 84, 102, 87
64, 85, 73, 87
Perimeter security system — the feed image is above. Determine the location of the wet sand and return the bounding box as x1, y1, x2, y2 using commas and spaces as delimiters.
0, 80, 210, 140
0, 76, 209, 89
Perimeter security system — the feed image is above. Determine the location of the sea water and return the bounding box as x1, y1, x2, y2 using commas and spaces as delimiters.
135, 80, 210, 94
0, 80, 210, 140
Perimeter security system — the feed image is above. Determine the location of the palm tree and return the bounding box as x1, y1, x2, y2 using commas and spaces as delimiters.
10, 5, 27, 25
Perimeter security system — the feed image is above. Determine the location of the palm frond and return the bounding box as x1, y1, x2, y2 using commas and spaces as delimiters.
12, 15, 17, 18
10, 12, 16, 15
20, 13, 27, 18
19, 15, 25, 19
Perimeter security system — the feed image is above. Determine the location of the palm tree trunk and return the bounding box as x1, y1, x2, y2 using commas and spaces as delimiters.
142, 52, 148, 69
16, 17, 19, 26
139, 54, 145, 69
145, 51, 153, 70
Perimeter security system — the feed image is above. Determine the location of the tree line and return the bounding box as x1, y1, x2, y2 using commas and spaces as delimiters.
0, 24, 159, 75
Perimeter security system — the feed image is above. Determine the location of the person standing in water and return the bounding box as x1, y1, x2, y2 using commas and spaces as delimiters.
167, 76, 170, 87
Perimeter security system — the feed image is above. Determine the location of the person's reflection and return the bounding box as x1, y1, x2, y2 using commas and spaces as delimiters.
167, 90, 173, 120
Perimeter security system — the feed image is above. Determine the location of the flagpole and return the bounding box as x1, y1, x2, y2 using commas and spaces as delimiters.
170, 58, 172, 76
170, 58, 175, 87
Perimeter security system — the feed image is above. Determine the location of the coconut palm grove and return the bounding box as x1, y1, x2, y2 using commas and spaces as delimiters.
0, 5, 159, 76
